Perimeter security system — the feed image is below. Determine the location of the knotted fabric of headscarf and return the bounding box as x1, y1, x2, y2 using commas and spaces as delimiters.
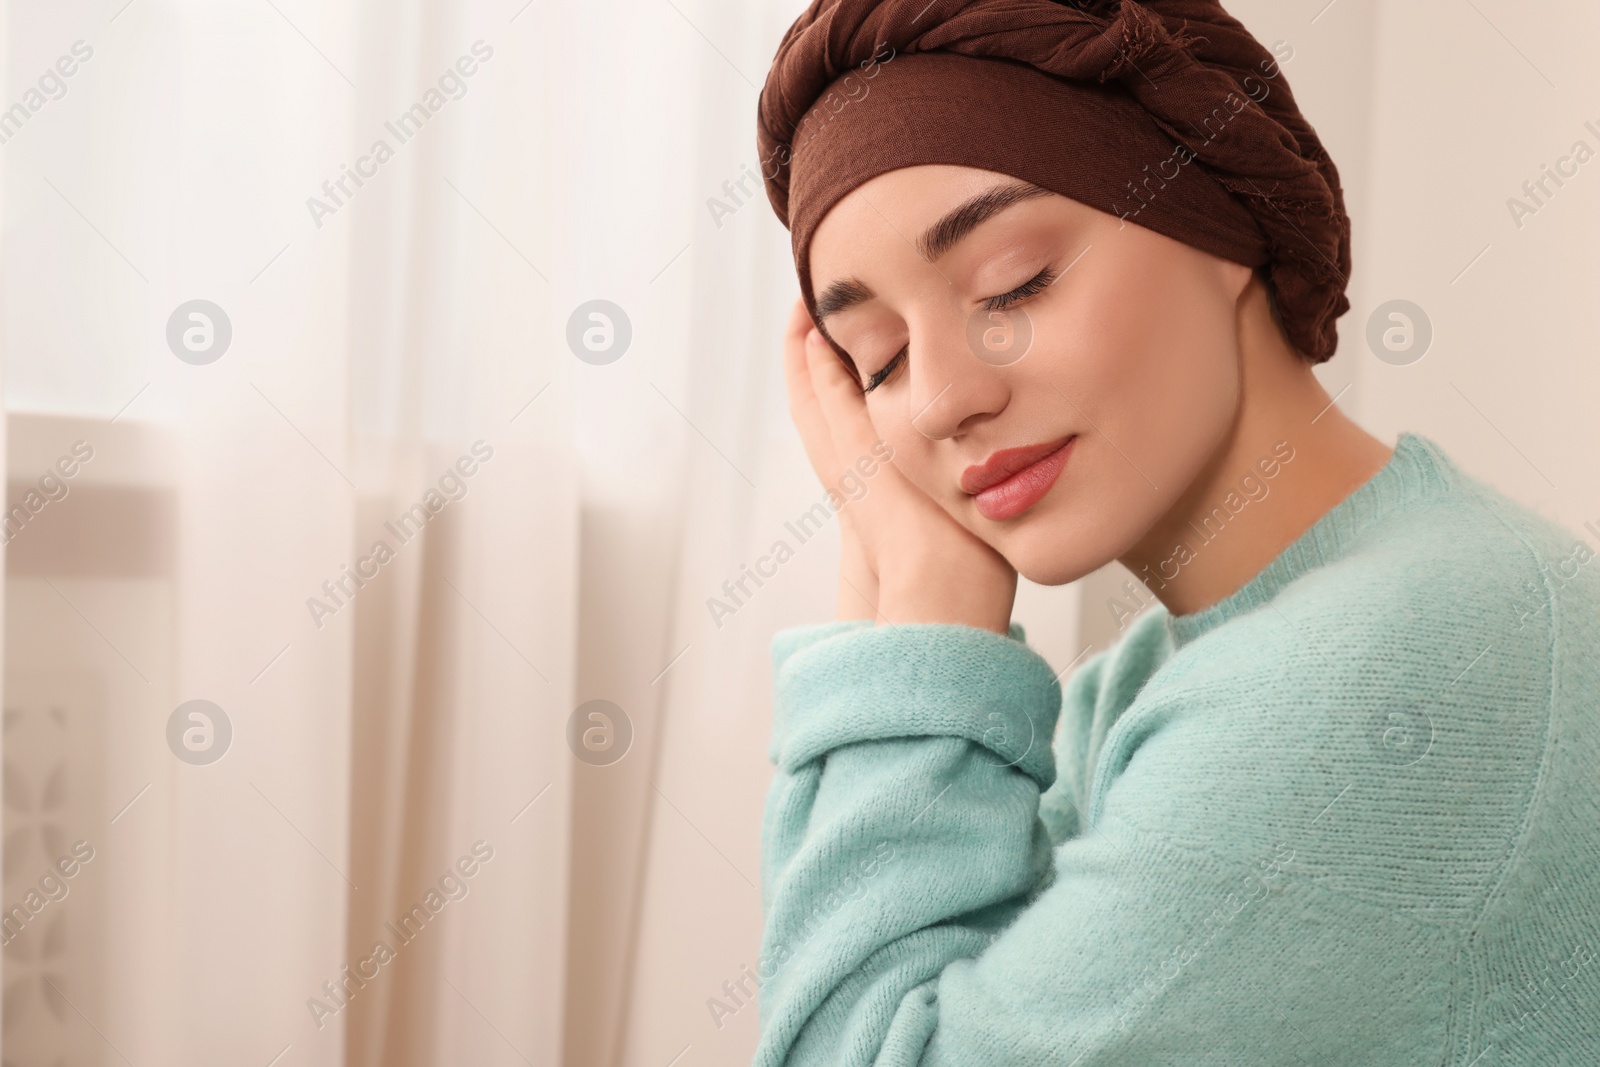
757, 0, 1352, 370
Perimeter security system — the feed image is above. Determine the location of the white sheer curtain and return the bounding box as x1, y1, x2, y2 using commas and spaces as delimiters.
3, 0, 570, 1063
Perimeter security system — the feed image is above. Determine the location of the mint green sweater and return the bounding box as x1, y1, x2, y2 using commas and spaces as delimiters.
756, 432, 1600, 1065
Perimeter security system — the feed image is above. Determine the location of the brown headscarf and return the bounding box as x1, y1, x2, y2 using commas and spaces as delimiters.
757, 0, 1351, 367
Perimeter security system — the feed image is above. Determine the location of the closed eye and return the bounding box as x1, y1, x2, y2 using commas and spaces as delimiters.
984, 265, 1058, 311
863, 347, 906, 393
861, 265, 1061, 394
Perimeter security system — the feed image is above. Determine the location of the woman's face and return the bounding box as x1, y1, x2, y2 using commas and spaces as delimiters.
807, 163, 1255, 586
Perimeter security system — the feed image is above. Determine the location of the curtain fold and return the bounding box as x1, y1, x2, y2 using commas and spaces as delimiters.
2, 0, 575, 1063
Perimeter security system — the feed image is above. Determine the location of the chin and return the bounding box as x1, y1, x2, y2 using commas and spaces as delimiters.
1009, 546, 1106, 588
978, 509, 1124, 588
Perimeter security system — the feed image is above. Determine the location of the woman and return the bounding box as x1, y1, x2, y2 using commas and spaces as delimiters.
750, 1, 1600, 1064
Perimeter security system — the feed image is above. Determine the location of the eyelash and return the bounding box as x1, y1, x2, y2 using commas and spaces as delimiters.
861, 266, 1060, 393
985, 265, 1059, 311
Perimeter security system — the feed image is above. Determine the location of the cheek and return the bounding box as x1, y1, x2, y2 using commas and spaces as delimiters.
993, 258, 1241, 583
870, 409, 934, 483
1061, 262, 1241, 476
866, 406, 948, 497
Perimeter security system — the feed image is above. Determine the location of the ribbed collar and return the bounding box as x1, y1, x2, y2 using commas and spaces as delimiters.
1163, 432, 1456, 649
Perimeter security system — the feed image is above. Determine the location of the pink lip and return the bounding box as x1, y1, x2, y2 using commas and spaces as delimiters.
963, 436, 1076, 521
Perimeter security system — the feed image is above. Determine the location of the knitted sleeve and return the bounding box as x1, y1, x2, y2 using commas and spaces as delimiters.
756, 620, 1064, 1065
753, 612, 1484, 1065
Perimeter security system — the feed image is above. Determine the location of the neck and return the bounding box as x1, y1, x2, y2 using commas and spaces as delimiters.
1118, 278, 1393, 618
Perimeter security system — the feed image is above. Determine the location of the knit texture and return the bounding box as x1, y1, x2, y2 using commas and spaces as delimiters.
757, 431, 1600, 1065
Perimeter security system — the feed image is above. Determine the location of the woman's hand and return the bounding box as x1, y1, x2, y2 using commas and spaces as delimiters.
782, 298, 1017, 634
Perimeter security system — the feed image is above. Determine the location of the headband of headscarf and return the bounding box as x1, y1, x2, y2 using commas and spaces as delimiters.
757, 0, 1351, 369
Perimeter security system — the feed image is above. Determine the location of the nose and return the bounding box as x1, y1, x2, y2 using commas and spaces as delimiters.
903, 311, 1011, 441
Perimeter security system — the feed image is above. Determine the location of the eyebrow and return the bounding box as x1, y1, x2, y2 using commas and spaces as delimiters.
812, 180, 1053, 324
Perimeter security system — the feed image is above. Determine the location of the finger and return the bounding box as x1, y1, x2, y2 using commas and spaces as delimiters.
783, 298, 845, 482
783, 294, 813, 350
805, 325, 884, 470
782, 297, 818, 418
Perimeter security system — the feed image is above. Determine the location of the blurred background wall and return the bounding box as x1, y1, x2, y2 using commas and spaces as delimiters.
0, 0, 1594, 1065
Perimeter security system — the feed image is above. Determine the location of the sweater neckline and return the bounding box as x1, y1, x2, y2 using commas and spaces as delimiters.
1162, 432, 1454, 649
